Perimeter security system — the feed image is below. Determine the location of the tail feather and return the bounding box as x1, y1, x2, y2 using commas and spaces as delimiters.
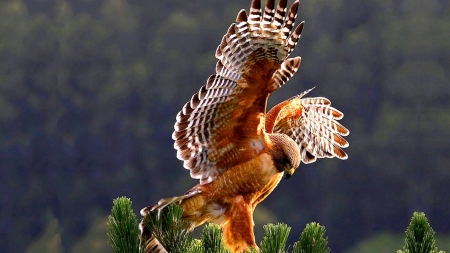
139, 203, 168, 253
139, 222, 167, 253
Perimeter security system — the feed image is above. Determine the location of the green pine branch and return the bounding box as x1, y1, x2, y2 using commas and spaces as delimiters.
188, 239, 204, 253
293, 222, 330, 253
106, 198, 446, 253
107, 197, 140, 253
201, 223, 228, 253
141, 203, 192, 253
397, 212, 446, 253
106, 198, 331, 253
260, 223, 291, 253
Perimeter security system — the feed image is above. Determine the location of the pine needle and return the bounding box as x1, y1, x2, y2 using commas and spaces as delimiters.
293, 222, 330, 253
142, 203, 192, 253
260, 223, 291, 253
202, 223, 228, 253
400, 212, 444, 253
107, 197, 140, 253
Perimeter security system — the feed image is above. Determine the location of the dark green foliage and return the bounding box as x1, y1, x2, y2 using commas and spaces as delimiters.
397, 212, 445, 253
201, 223, 228, 253
188, 239, 204, 253
293, 223, 330, 253
107, 197, 140, 253
404, 212, 436, 253
140, 205, 230, 253
107, 199, 448, 253
260, 223, 291, 253
105, 200, 332, 253
142, 204, 192, 253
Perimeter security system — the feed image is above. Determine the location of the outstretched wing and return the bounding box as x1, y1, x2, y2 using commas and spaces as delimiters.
266, 88, 349, 164
173, 0, 305, 184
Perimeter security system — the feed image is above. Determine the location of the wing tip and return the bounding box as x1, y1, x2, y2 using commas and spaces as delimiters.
290, 1, 300, 14
251, 0, 261, 10
236, 9, 248, 22
336, 149, 348, 160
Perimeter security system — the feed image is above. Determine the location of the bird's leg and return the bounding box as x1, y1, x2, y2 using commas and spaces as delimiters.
222, 196, 259, 253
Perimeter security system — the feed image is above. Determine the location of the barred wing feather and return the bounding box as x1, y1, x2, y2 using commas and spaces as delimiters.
266, 89, 349, 164
172, 0, 305, 184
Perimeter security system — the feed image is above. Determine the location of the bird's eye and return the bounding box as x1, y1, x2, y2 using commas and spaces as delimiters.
283, 157, 292, 168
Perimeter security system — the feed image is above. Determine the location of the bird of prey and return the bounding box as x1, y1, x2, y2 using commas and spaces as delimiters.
140, 0, 349, 252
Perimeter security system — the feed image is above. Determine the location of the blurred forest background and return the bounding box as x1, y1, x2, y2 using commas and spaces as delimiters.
1, 0, 449, 252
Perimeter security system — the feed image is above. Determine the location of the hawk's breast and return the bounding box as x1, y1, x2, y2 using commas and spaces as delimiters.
205, 153, 282, 201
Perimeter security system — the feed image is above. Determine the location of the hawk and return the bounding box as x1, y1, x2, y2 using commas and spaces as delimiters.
140, 0, 349, 252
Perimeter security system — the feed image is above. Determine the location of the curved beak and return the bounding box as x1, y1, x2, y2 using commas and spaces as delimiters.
284, 168, 295, 179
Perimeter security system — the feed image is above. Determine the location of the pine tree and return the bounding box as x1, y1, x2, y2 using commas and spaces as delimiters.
293, 223, 330, 253
106, 198, 446, 253
107, 197, 331, 253
107, 197, 140, 253
397, 212, 445, 253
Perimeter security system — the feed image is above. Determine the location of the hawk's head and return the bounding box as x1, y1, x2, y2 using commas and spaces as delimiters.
269, 134, 301, 179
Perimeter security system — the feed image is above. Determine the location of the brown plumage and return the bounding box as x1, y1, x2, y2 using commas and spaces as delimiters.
140, 0, 349, 252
